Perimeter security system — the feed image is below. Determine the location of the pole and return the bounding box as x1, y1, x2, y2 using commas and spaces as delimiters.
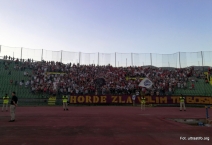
41, 49, 43, 61
60, 50, 62, 63
150, 53, 152, 66
201, 51, 203, 67
126, 58, 127, 67
98, 52, 99, 65
201, 51, 206, 95
179, 52, 181, 68
131, 53, 133, 66
79, 52, 81, 65
21, 47, 23, 60
115, 52, 116, 67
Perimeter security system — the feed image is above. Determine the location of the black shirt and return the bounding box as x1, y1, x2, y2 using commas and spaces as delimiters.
11, 95, 18, 105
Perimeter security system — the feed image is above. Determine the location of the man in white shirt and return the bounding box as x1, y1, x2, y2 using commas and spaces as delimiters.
132, 94, 136, 106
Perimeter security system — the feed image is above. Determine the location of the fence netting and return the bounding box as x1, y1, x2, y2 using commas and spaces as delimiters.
52, 51, 61, 62
43, 50, 52, 61
80, 52, 98, 65
162, 53, 178, 68
99, 53, 115, 66
180, 52, 202, 68
116, 53, 131, 67
22, 47, 42, 61
0, 46, 22, 59
132, 53, 151, 66
152, 53, 163, 67
202, 51, 212, 67
43, 50, 61, 62
0, 45, 212, 68
62, 51, 79, 64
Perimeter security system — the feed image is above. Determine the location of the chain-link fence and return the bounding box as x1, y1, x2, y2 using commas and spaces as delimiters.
0, 45, 211, 67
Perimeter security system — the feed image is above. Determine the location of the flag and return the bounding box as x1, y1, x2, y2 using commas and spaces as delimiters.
94, 78, 106, 88
138, 78, 153, 89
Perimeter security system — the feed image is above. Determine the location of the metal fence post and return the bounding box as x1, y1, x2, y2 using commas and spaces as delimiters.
21, 47, 23, 60
61, 50, 63, 63
201, 51, 203, 67
150, 53, 152, 66
41, 49, 43, 61
179, 52, 181, 68
98, 52, 99, 65
79, 52, 81, 65
115, 52, 116, 67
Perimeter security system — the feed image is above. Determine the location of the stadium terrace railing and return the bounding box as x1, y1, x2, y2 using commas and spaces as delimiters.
0, 45, 212, 67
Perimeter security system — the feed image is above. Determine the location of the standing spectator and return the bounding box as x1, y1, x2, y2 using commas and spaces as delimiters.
191, 83, 195, 89
19, 81, 23, 87
135, 90, 139, 96
132, 94, 136, 106
141, 95, 146, 110
62, 94, 68, 111
2, 94, 9, 111
179, 94, 186, 111
9, 92, 18, 122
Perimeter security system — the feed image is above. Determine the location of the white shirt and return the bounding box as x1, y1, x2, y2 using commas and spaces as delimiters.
53, 82, 57, 90
132, 95, 136, 100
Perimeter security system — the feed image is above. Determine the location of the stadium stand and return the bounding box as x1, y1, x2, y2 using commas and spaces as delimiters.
0, 56, 212, 106
0, 58, 49, 105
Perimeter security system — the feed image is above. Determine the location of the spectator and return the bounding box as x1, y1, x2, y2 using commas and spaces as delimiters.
4, 57, 198, 96
190, 83, 195, 90
19, 81, 23, 87
205, 77, 209, 83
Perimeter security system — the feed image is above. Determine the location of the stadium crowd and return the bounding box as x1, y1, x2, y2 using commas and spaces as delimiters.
2, 55, 206, 96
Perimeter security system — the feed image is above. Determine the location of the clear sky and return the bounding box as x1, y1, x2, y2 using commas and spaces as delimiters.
0, 0, 212, 54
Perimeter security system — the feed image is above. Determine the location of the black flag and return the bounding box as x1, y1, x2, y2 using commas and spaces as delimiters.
94, 78, 106, 88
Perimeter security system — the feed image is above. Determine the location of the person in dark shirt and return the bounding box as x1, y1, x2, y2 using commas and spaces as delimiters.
9, 92, 18, 122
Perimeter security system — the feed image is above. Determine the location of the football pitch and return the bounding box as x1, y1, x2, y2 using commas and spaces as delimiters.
0, 106, 211, 145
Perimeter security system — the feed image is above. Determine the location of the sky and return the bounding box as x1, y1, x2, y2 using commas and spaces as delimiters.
0, 0, 212, 66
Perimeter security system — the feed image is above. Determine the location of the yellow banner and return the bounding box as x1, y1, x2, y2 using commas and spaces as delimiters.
48, 96, 56, 101
46, 72, 66, 75
126, 77, 144, 80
